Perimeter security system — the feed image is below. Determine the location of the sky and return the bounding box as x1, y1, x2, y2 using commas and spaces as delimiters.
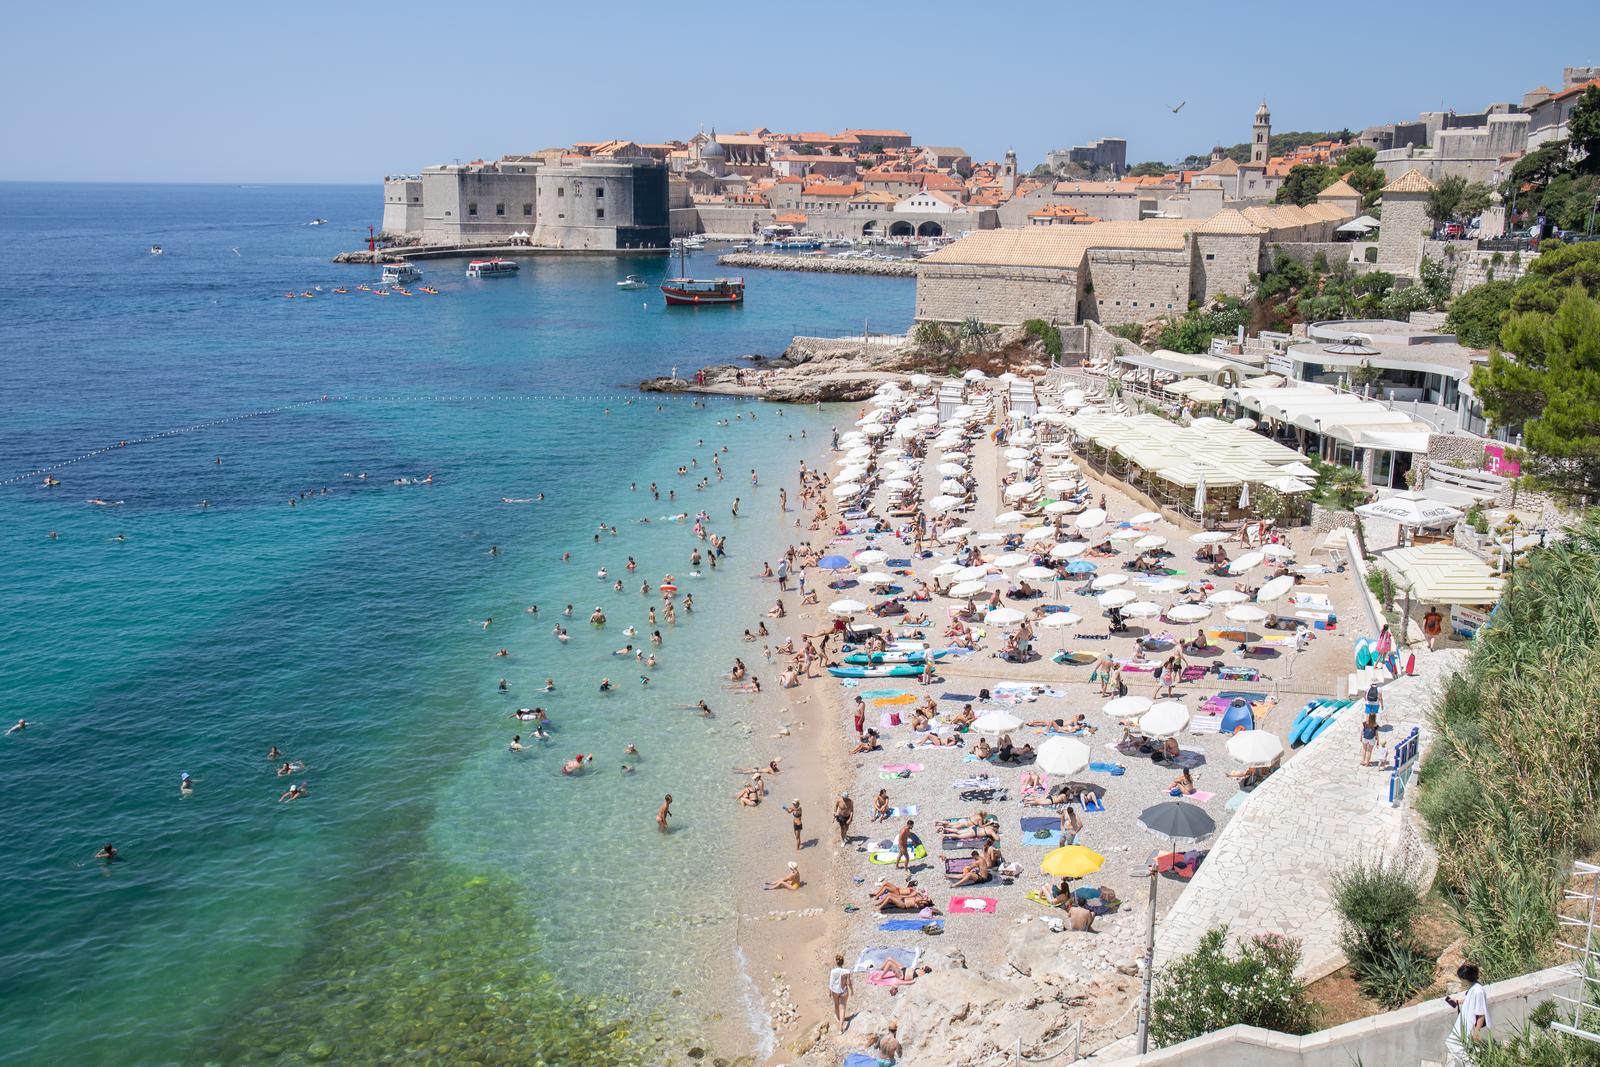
3, 0, 1598, 184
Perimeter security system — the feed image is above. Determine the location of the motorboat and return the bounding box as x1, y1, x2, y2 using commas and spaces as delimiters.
465, 259, 519, 278
381, 261, 423, 285
309, 218, 328, 226
148, 245, 163, 255
616, 274, 649, 290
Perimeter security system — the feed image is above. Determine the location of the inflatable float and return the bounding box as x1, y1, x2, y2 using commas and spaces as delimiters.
828, 664, 922, 678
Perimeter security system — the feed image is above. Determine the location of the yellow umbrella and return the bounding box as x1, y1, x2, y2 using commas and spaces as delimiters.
1040, 845, 1105, 879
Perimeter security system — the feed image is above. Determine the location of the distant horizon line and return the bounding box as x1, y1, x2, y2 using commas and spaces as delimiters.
0, 178, 376, 187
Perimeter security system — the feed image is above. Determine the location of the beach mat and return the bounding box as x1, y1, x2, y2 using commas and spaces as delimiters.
940, 692, 979, 702
844, 1055, 881, 1067
1183, 790, 1216, 803
853, 946, 921, 972
887, 805, 918, 817
948, 896, 997, 914
878, 918, 943, 932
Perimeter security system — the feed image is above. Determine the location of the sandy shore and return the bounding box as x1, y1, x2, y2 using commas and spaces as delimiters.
710, 385, 1371, 1065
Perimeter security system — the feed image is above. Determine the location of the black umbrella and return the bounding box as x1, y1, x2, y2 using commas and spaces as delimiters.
1136, 801, 1216, 842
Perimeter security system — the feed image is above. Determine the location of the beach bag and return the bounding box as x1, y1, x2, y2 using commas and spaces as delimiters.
1115, 677, 1128, 697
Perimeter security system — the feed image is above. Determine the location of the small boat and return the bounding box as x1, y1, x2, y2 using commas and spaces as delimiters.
617, 274, 648, 290
148, 245, 163, 255
309, 218, 328, 226
466, 259, 519, 279
827, 664, 922, 678
381, 261, 422, 285
332, 287, 349, 294
660, 242, 743, 306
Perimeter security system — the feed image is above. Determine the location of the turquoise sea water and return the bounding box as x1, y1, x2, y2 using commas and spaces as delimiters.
0, 183, 913, 1065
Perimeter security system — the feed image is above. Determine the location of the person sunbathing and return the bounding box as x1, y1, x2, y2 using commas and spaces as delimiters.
915, 732, 961, 748
851, 731, 882, 754
874, 886, 934, 911
1183, 629, 1212, 654
1152, 736, 1181, 762
763, 861, 802, 890
945, 850, 991, 887
1040, 877, 1075, 908
971, 737, 993, 759
1019, 768, 1047, 794
936, 810, 991, 834
948, 629, 977, 650
950, 704, 976, 729
872, 958, 933, 985
1169, 767, 1196, 796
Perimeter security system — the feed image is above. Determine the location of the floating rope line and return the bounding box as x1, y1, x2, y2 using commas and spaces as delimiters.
0, 391, 721, 488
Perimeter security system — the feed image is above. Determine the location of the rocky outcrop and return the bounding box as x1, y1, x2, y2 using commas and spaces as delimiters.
639, 327, 1059, 404
717, 252, 915, 278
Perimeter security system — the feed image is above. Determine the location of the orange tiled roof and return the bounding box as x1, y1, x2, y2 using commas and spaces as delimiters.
1029, 203, 1095, 219
775, 212, 808, 223
921, 173, 964, 191
801, 182, 862, 197
845, 129, 910, 138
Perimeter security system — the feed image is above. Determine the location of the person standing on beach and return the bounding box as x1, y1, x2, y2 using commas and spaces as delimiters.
1444, 962, 1490, 1066
834, 792, 854, 844
657, 794, 672, 833
783, 798, 803, 850
827, 954, 853, 1031
895, 819, 915, 869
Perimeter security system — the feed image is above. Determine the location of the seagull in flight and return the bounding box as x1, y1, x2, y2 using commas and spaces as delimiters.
1169, 101, 1187, 114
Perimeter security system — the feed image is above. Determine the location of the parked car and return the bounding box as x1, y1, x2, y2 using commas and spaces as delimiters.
1441, 222, 1463, 239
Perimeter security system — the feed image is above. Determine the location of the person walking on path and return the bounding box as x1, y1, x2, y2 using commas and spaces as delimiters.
1359, 713, 1379, 766
834, 792, 854, 844
827, 954, 853, 1031
1444, 962, 1490, 1066
1423, 606, 1444, 651
783, 798, 803, 851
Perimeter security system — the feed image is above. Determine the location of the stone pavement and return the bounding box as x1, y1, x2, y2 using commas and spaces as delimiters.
1153, 647, 1467, 979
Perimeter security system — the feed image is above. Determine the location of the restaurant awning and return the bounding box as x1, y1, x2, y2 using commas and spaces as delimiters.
1381, 545, 1505, 605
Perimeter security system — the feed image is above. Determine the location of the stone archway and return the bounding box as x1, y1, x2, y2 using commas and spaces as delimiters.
916, 221, 944, 238
861, 220, 877, 236
888, 220, 914, 237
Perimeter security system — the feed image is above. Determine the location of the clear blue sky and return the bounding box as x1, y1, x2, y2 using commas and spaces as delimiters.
3, 1, 1596, 183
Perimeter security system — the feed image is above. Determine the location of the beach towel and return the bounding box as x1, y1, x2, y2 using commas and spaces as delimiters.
867, 970, 913, 987
1021, 817, 1064, 847
1083, 795, 1106, 813
843, 1054, 881, 1067
939, 692, 979, 703
868, 844, 926, 865
950, 776, 998, 790
887, 805, 918, 817
942, 835, 987, 850
879, 763, 923, 774
1189, 717, 1222, 734
871, 694, 917, 706
1183, 790, 1216, 803
1226, 792, 1251, 812
878, 917, 942, 932
1088, 761, 1126, 776
944, 856, 988, 876
861, 689, 912, 699
1025, 889, 1062, 909
853, 946, 921, 973
947, 896, 997, 914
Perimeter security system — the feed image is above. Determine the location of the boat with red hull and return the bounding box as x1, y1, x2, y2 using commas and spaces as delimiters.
660, 277, 744, 305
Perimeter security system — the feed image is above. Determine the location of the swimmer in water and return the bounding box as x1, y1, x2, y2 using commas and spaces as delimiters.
625, 744, 639, 756
6, 719, 27, 735
180, 772, 193, 796
599, 678, 613, 692
279, 783, 307, 802
510, 735, 524, 752
623, 625, 637, 638
544, 677, 555, 691
657, 794, 672, 832
96, 843, 119, 862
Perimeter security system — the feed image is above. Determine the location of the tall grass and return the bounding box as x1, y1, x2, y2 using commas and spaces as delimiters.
1418, 518, 1600, 979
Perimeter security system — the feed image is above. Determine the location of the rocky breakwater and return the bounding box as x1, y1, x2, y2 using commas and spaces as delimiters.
641, 326, 1057, 404
716, 252, 916, 278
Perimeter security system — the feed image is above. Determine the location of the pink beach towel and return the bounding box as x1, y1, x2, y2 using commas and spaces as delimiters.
1185, 790, 1216, 803
880, 763, 925, 774
866, 970, 910, 987
948, 896, 998, 914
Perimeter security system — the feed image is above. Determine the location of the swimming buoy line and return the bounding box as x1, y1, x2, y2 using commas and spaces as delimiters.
0, 393, 703, 488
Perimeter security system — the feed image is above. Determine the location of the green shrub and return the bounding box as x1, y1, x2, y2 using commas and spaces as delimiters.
1109, 322, 1146, 343
1365, 567, 1395, 610
1021, 318, 1063, 359
1149, 927, 1319, 1048
1464, 999, 1600, 1066
1333, 861, 1432, 1008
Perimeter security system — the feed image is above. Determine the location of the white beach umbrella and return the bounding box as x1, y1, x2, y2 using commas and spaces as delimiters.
1046, 479, 1080, 493
862, 424, 887, 437
1140, 702, 1190, 739
1266, 477, 1313, 493
985, 607, 1026, 625
1129, 511, 1162, 525
930, 562, 963, 578
915, 412, 939, 428
1050, 541, 1088, 559
1205, 589, 1249, 605
1012, 431, 1036, 446
942, 451, 969, 461
993, 510, 1026, 526
1277, 461, 1317, 478
837, 464, 868, 480
1076, 508, 1107, 530
1091, 574, 1129, 590
972, 711, 1022, 732
1036, 735, 1088, 777
1261, 543, 1296, 560
940, 479, 968, 495
858, 571, 896, 586
1257, 575, 1296, 603
1098, 589, 1137, 608
1228, 551, 1265, 574
828, 599, 867, 616
973, 531, 1007, 544
1004, 447, 1033, 460
1004, 482, 1039, 500
1109, 528, 1144, 542
1225, 605, 1269, 624
1023, 527, 1059, 544
833, 483, 862, 498
1036, 612, 1081, 628
1037, 736, 1091, 776
955, 565, 992, 582
1227, 730, 1283, 767
1135, 535, 1168, 550
845, 446, 873, 460
1006, 459, 1032, 471
993, 552, 1032, 569
937, 462, 967, 477
1121, 601, 1161, 618
939, 526, 973, 543
909, 373, 932, 388
928, 494, 962, 512
1018, 566, 1058, 581
1103, 695, 1153, 718
949, 580, 987, 597
1044, 500, 1078, 515
1167, 603, 1212, 623
963, 368, 988, 381
1145, 577, 1186, 594
855, 550, 887, 565
884, 479, 913, 492
1189, 532, 1230, 546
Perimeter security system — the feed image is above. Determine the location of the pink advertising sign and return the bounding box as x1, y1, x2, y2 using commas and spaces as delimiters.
1483, 443, 1521, 477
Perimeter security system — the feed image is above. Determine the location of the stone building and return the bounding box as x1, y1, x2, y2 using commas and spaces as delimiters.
1044, 137, 1128, 176
1375, 113, 1530, 184
1375, 169, 1434, 279
381, 156, 669, 250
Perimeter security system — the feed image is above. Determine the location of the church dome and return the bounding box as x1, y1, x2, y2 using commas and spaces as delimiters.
700, 136, 726, 159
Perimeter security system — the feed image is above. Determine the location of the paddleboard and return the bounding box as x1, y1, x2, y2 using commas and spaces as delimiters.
828, 664, 921, 678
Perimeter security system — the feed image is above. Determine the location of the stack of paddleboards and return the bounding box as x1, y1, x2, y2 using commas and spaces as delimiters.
842, 647, 951, 666
1288, 698, 1354, 746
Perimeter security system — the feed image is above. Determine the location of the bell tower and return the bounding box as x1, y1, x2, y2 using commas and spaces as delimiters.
1251, 101, 1271, 167
1002, 148, 1017, 196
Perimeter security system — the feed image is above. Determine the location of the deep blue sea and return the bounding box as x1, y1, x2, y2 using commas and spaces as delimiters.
0, 183, 913, 1065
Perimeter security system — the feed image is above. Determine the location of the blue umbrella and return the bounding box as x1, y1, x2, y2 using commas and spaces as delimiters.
1065, 560, 1097, 574
818, 555, 850, 570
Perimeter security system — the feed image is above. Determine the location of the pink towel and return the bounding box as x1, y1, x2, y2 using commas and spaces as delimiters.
880, 763, 925, 773
867, 970, 909, 987
948, 896, 998, 914
1185, 790, 1216, 803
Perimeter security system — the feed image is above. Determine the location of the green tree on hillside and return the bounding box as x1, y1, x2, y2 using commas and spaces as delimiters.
1342, 146, 1377, 168
1127, 160, 1170, 177
1471, 286, 1600, 498
1426, 175, 1492, 227
1508, 240, 1600, 314
1444, 278, 1516, 348
1568, 84, 1600, 170
1274, 164, 1334, 206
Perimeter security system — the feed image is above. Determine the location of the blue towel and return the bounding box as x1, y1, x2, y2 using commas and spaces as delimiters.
1083, 796, 1106, 813
940, 692, 979, 702
1089, 761, 1126, 776
879, 918, 943, 931
844, 1055, 881, 1067
887, 559, 912, 568
1020, 817, 1058, 831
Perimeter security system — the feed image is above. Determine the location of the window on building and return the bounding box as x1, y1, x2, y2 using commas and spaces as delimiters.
596, 208, 605, 220
558, 213, 565, 219
523, 203, 533, 216
595, 187, 605, 198
557, 187, 565, 198
495, 203, 505, 216
1205, 253, 1215, 261
467, 203, 478, 216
